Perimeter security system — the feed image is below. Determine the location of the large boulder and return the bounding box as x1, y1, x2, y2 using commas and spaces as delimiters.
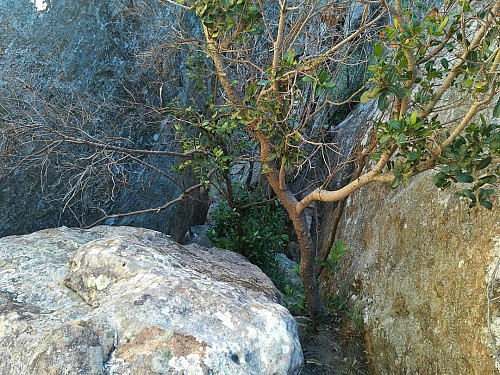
318, 97, 499, 372
0, 0, 207, 240
328, 172, 499, 374
0, 226, 303, 374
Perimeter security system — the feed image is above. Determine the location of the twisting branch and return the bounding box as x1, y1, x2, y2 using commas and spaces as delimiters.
296, 146, 397, 214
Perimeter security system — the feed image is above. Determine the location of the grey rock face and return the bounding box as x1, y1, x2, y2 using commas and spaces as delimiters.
182, 225, 212, 248
0, 0, 207, 240
0, 226, 303, 375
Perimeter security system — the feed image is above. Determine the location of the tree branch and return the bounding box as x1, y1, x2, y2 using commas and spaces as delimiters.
297, 147, 396, 213
420, 0, 500, 118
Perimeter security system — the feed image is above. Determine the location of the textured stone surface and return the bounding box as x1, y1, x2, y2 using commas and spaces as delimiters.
319, 97, 500, 373
0, 226, 303, 375
0, 0, 207, 240
332, 173, 499, 374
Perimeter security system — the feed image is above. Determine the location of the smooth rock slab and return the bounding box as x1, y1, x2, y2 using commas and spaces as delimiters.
0, 226, 303, 375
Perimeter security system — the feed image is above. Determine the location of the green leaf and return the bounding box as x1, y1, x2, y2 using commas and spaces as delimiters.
390, 174, 402, 189
284, 49, 295, 63
396, 133, 406, 143
480, 200, 493, 209
491, 133, 500, 152
318, 69, 329, 84
266, 153, 277, 161
261, 163, 272, 174
360, 87, 382, 103
389, 120, 403, 131
440, 58, 449, 69
432, 171, 448, 188
374, 43, 383, 57
393, 18, 400, 29
410, 110, 418, 124
476, 175, 498, 188
493, 97, 500, 118
385, 27, 397, 41
379, 134, 393, 144
478, 188, 495, 200
407, 151, 419, 161
437, 16, 449, 33
378, 93, 390, 111
257, 79, 269, 86
388, 85, 407, 99
324, 81, 335, 89
466, 50, 478, 62
455, 188, 476, 201
302, 76, 315, 82
456, 172, 474, 183
476, 156, 492, 170
479, 114, 487, 126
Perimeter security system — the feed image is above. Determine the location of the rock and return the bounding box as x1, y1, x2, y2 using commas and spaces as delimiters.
0, 1, 208, 240
329, 172, 499, 374
0, 226, 303, 375
285, 242, 301, 264
182, 225, 212, 248
229, 161, 262, 186
275, 254, 303, 292
317, 98, 500, 372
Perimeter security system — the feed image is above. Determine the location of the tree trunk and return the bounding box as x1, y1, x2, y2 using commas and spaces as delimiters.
289, 208, 326, 324
273, 184, 326, 324
258, 135, 326, 324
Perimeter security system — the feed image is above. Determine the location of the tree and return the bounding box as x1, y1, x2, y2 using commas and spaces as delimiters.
1, 0, 499, 325
172, 0, 500, 324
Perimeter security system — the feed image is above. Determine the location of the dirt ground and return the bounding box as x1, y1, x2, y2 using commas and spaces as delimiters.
297, 315, 370, 375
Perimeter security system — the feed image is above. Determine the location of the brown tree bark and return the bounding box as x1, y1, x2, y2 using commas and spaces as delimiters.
258, 134, 326, 324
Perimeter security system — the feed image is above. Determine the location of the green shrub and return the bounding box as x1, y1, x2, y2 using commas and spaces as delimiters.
207, 185, 288, 277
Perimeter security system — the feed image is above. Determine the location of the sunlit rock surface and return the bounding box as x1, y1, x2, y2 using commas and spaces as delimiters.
335, 172, 499, 374
0, 226, 303, 375
319, 99, 500, 373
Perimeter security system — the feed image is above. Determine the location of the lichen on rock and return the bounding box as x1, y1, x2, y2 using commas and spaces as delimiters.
0, 226, 303, 375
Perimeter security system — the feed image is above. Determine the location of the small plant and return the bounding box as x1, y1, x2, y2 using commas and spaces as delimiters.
274, 262, 307, 315
323, 294, 348, 314
320, 239, 350, 282
319, 240, 350, 314
345, 304, 364, 333
207, 184, 288, 277
282, 283, 307, 316
208, 187, 310, 315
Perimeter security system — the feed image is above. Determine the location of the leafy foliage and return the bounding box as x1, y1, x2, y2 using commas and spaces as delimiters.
190, 0, 263, 39
206, 185, 311, 313
319, 239, 350, 277
207, 185, 288, 276
433, 119, 499, 209
375, 112, 443, 188
362, 1, 500, 207
279, 264, 307, 316
362, 5, 459, 109
319, 240, 351, 313
172, 101, 254, 188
